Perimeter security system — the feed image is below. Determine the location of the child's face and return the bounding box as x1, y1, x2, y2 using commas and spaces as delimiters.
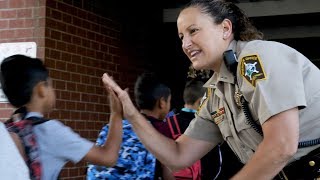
44, 78, 56, 112
160, 95, 171, 120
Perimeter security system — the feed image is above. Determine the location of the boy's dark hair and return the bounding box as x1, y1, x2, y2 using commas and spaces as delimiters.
183, 79, 205, 105
134, 72, 171, 110
0, 54, 49, 107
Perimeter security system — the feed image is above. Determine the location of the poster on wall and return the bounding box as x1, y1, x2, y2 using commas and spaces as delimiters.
0, 42, 37, 103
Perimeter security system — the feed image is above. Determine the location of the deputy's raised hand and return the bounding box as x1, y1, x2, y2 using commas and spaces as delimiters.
101, 73, 140, 120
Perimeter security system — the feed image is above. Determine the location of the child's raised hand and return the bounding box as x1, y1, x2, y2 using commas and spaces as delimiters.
101, 73, 139, 120
106, 87, 123, 118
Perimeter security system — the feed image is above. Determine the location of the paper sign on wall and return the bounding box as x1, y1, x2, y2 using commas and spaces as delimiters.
0, 42, 37, 102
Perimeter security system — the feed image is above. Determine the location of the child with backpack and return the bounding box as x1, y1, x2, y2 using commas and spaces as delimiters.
0, 54, 123, 180
87, 72, 173, 180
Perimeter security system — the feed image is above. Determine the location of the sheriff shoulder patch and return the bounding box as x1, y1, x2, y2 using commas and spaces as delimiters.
240, 54, 266, 87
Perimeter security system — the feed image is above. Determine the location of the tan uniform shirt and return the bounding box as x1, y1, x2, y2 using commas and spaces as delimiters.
185, 40, 320, 163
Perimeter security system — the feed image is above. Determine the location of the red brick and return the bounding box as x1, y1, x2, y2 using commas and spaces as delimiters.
60, 110, 70, 120
66, 63, 76, 72
66, 44, 76, 53
60, 71, 70, 81
0, 29, 15, 39
48, 49, 61, 59
34, 27, 45, 37
17, 9, 32, 18
55, 100, 66, 109
66, 82, 76, 91
60, 52, 71, 61
50, 29, 61, 40
0, 20, 9, 29
36, 47, 45, 59
76, 84, 86, 92
56, 41, 66, 51
71, 54, 81, 64
76, 102, 85, 111
9, 19, 25, 28
0, 1, 9, 9
25, 0, 37, 7
1, 10, 17, 19
76, 46, 86, 56
56, 21, 67, 31
80, 112, 90, 121
81, 75, 90, 84
76, 65, 86, 74
109, 46, 120, 55
70, 111, 80, 120
44, 57, 56, 68
72, 16, 82, 27
37, 18, 45, 27
71, 36, 80, 45
45, 38, 56, 48
46, 1, 57, 9
54, 80, 66, 90
66, 101, 76, 110
61, 33, 72, 43
25, 19, 35, 28
38, 7, 46, 17
50, 9, 62, 20
60, 91, 71, 100
68, 167, 80, 176
46, 19, 57, 29
71, 92, 81, 101
50, 69, 61, 79
0, 109, 13, 119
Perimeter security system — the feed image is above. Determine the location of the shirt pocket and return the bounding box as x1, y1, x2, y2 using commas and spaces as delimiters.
234, 112, 252, 132
217, 117, 233, 141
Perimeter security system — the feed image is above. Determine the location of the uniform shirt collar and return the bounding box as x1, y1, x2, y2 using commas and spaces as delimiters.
204, 40, 239, 88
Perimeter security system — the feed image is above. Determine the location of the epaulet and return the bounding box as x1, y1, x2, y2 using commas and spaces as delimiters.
197, 88, 212, 112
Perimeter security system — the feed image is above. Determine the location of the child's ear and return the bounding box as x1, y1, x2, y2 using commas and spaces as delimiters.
159, 97, 166, 109
35, 82, 47, 98
194, 98, 202, 108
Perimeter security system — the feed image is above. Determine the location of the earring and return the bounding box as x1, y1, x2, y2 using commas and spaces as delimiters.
223, 34, 227, 39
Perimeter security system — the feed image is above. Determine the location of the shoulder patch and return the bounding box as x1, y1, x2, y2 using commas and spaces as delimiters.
240, 54, 266, 87
197, 88, 212, 113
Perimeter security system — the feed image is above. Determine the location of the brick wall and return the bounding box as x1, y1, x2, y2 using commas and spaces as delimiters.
46, 1, 145, 179
0, 0, 146, 179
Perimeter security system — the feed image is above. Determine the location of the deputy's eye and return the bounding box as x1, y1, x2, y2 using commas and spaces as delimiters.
190, 28, 199, 34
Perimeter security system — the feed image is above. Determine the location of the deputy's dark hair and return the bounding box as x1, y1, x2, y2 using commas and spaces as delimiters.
183, 79, 205, 105
134, 72, 171, 110
183, 0, 263, 41
0, 55, 49, 107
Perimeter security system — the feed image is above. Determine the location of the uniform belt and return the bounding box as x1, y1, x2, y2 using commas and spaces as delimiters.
274, 147, 320, 180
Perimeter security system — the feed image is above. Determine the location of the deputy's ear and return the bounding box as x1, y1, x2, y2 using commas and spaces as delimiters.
222, 18, 233, 39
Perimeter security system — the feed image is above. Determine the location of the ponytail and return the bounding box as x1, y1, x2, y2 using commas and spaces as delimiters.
183, 0, 264, 41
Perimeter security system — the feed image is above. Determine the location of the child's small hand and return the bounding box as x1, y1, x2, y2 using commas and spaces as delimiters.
106, 87, 123, 118
101, 73, 140, 120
